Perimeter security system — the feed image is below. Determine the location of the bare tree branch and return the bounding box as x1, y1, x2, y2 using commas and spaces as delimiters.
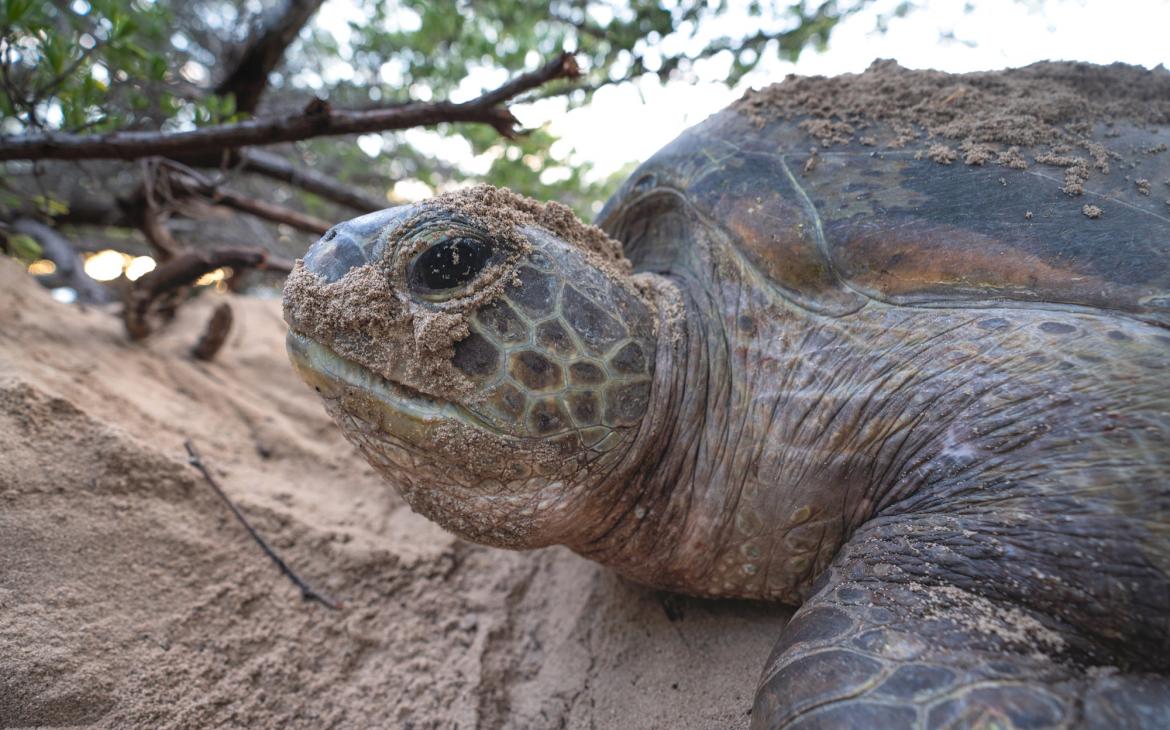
189, 0, 381, 214
138, 159, 184, 261
167, 170, 332, 235
28, 166, 330, 238
215, 0, 327, 115
142, 246, 291, 292
124, 246, 289, 340
8, 218, 111, 303
237, 149, 385, 213
474, 53, 580, 107
0, 53, 581, 162
140, 202, 183, 261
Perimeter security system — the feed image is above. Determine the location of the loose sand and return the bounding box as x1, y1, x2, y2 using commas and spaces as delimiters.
735, 60, 1170, 190
0, 258, 788, 728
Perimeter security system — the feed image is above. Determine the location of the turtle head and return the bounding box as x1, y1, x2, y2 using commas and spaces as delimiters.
283, 187, 660, 549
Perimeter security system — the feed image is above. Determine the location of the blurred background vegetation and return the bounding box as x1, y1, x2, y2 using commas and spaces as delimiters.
0, 0, 878, 299
0, 0, 1163, 306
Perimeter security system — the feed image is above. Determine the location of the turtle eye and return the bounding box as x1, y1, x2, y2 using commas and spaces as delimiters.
410, 237, 492, 296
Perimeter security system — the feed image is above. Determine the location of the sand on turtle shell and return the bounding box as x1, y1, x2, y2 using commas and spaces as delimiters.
735, 60, 1170, 190
0, 258, 788, 728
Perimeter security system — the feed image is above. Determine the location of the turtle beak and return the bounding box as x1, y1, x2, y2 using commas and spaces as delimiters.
302, 205, 412, 283
285, 330, 343, 398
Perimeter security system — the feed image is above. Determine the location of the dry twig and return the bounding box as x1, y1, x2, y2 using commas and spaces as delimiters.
184, 439, 340, 609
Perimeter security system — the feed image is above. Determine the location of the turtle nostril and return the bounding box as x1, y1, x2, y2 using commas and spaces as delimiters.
301, 206, 410, 283
303, 235, 366, 283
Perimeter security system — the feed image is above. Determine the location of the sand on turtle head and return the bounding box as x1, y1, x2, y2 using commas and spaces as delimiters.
424, 184, 633, 280
734, 60, 1170, 188
283, 184, 637, 405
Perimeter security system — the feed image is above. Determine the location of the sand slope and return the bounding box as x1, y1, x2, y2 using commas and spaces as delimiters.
0, 258, 790, 729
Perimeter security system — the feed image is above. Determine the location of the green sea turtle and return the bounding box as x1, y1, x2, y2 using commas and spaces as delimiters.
283, 62, 1170, 728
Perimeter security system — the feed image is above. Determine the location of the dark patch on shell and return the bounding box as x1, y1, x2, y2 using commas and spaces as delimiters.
568, 391, 600, 426
452, 331, 500, 378
475, 300, 527, 343
562, 285, 626, 354
569, 361, 606, 385
529, 399, 571, 435
604, 381, 651, 426
977, 317, 1011, 330
509, 351, 562, 391
535, 320, 577, 357
1039, 321, 1078, 335
610, 341, 647, 375
510, 266, 558, 317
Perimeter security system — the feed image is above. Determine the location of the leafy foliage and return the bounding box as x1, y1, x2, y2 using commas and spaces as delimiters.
2, 0, 170, 132
1, 0, 873, 235
3, 230, 40, 263
281, 0, 875, 217
305, 0, 871, 103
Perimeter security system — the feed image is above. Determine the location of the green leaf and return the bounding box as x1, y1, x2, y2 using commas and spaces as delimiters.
7, 233, 42, 264
111, 14, 139, 40
42, 37, 70, 75
2, 0, 34, 25
148, 54, 167, 81
32, 194, 70, 216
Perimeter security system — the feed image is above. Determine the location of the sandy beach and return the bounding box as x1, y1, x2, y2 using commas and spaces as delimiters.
0, 258, 790, 728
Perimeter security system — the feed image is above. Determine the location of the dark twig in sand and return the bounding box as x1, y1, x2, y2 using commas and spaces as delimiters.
183, 439, 340, 609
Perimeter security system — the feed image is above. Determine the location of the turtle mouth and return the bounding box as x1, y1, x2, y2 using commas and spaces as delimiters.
285, 330, 496, 431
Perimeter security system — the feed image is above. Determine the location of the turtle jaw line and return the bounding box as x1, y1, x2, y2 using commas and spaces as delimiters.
285, 330, 498, 432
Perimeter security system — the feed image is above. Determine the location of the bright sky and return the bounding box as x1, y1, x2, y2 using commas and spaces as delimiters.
316, 0, 1170, 197
537, 0, 1170, 179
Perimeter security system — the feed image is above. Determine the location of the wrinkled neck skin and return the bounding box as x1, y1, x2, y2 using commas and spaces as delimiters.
568, 228, 872, 602
568, 228, 881, 603
569, 222, 1170, 608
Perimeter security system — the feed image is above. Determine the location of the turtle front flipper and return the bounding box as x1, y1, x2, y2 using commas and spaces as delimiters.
751, 527, 1170, 729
